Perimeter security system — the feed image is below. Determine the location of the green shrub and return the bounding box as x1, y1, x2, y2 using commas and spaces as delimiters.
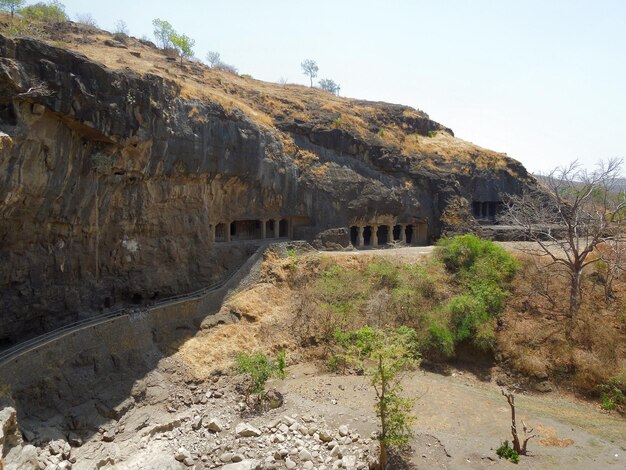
235, 351, 286, 398
496, 440, 520, 464
436, 234, 517, 280
334, 326, 376, 368
448, 294, 489, 342
368, 259, 400, 288
327, 354, 342, 372
436, 235, 517, 352
598, 383, 625, 411
19, 1, 67, 22
426, 319, 455, 357
276, 349, 287, 379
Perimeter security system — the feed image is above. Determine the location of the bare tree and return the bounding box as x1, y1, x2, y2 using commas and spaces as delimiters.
301, 59, 318, 87
501, 389, 536, 455
206, 51, 221, 67
114, 19, 129, 35
597, 215, 626, 302
500, 158, 625, 317
75, 12, 97, 29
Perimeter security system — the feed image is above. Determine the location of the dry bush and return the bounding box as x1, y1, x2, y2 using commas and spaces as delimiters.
497, 252, 626, 393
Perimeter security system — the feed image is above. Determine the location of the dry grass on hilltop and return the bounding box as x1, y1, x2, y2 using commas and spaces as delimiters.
0, 14, 529, 179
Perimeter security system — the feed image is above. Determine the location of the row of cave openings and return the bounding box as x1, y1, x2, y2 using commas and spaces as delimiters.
210, 218, 292, 242
472, 201, 503, 220
350, 222, 428, 248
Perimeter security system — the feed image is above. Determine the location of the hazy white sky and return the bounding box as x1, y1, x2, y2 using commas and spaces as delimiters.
57, 0, 625, 173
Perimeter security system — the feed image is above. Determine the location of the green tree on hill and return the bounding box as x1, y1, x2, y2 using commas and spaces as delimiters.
170, 32, 195, 65
319, 78, 341, 95
0, 0, 25, 18
152, 18, 174, 49
18, 0, 67, 22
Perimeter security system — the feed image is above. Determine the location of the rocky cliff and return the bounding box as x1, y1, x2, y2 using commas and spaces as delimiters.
0, 22, 534, 346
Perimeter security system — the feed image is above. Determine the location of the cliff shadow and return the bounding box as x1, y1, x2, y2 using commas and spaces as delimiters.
0, 241, 276, 448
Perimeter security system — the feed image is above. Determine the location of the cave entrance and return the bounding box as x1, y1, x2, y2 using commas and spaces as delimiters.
472, 201, 501, 220
393, 225, 402, 241
233, 220, 263, 240
406, 225, 414, 244
0, 102, 17, 126
377, 225, 389, 245
350, 226, 358, 246
215, 223, 227, 242
279, 219, 289, 238
363, 226, 372, 246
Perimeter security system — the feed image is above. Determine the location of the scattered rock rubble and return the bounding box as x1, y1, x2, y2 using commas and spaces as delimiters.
2, 365, 379, 470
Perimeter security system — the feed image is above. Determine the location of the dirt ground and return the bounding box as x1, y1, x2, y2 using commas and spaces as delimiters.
278, 362, 625, 469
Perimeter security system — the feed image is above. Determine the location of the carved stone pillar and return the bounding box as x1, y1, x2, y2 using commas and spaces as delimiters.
225, 222, 232, 242
419, 221, 428, 244
387, 225, 393, 244
261, 219, 267, 239
371, 225, 379, 248
273, 219, 280, 238
357, 226, 364, 248
400, 224, 406, 243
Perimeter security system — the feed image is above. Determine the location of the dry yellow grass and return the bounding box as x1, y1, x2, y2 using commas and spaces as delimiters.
175, 282, 297, 380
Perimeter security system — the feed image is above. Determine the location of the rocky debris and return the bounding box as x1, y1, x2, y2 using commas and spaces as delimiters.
206, 418, 225, 433
0, 406, 22, 449
33, 439, 76, 469
236, 422, 263, 437
4, 365, 378, 470
104, 38, 127, 48
535, 381, 554, 393
222, 460, 261, 470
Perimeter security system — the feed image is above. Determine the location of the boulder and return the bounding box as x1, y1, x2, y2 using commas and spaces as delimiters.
221, 460, 261, 470
0, 407, 22, 449
206, 418, 224, 433
235, 422, 262, 437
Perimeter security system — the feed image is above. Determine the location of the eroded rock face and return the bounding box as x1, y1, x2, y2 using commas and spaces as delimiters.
0, 34, 533, 345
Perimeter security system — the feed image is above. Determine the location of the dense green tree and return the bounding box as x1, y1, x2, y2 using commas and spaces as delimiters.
170, 32, 195, 65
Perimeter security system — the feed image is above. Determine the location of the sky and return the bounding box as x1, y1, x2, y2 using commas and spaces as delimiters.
57, 0, 626, 174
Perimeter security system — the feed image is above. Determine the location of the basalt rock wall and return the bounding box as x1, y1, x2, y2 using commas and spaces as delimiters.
0, 34, 533, 346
